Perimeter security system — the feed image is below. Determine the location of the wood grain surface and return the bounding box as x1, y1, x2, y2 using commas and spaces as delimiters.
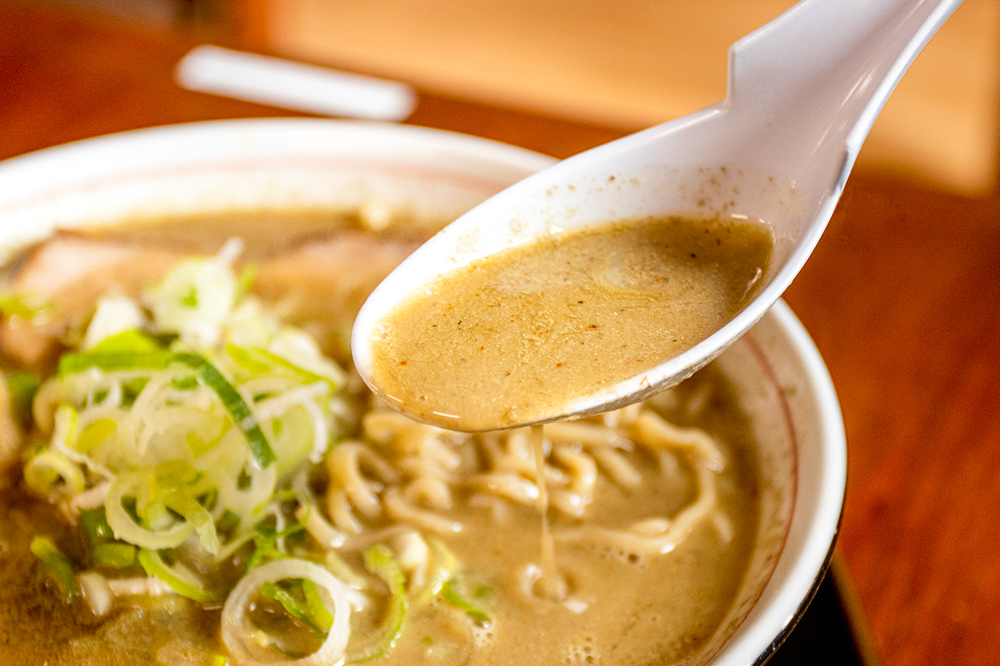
266, 0, 1000, 195
1, 3, 999, 665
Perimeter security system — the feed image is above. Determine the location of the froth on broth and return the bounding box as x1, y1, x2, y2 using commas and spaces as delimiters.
368, 215, 773, 431
0, 209, 781, 666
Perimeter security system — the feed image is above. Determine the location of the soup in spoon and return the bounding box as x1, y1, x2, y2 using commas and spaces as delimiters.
366, 214, 773, 431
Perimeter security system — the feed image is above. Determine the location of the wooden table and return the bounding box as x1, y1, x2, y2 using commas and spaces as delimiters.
2, 4, 999, 665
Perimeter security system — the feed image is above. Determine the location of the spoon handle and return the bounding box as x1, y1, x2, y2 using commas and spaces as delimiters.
728, 0, 962, 187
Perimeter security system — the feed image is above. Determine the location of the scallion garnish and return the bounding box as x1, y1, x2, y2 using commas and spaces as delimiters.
442, 579, 490, 623
346, 546, 407, 663
30, 536, 78, 603
174, 352, 276, 469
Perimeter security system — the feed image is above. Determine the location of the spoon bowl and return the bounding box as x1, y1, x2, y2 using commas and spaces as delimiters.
353, 0, 962, 428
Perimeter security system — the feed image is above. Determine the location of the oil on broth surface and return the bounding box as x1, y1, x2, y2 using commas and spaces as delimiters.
368, 215, 772, 431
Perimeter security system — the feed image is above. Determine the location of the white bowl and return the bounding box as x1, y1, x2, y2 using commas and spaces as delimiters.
0, 118, 846, 665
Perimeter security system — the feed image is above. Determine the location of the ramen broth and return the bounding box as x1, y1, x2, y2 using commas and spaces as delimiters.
367, 215, 772, 431
0, 213, 770, 666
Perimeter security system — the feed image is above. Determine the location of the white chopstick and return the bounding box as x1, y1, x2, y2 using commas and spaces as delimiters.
175, 45, 417, 122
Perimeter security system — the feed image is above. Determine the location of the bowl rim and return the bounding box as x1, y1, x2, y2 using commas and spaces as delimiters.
734, 299, 846, 666
0, 118, 847, 665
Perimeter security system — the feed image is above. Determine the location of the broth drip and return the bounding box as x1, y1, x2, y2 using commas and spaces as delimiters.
530, 424, 567, 601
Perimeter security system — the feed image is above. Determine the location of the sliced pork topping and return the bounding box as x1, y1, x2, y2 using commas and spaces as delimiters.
0, 237, 184, 371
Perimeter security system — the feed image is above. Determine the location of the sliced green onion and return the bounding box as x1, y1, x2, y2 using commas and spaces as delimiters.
346, 545, 407, 663
442, 580, 490, 623
415, 538, 458, 605
92, 330, 162, 353
162, 490, 220, 555
205, 432, 277, 524
222, 559, 351, 666
59, 329, 170, 377
172, 375, 199, 391
6, 371, 39, 423
235, 265, 257, 302
106, 462, 221, 555
155, 459, 203, 487
30, 536, 78, 603
80, 509, 114, 544
259, 581, 326, 633
225, 344, 271, 376
246, 515, 307, 572
225, 345, 267, 377
0, 291, 52, 322
174, 353, 275, 469
271, 405, 315, 478
138, 549, 218, 603
52, 405, 79, 451
253, 347, 332, 387
148, 257, 237, 341
227, 344, 334, 389
105, 472, 194, 550
135, 475, 173, 529
119, 377, 151, 406
302, 578, 335, 631
82, 296, 146, 351
216, 509, 241, 541
182, 286, 199, 307
24, 450, 85, 497
199, 487, 219, 512
58, 349, 173, 378
77, 418, 116, 455
91, 542, 138, 568
273, 489, 303, 503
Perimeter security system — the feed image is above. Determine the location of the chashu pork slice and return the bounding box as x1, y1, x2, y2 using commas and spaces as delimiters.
1, 230, 423, 372
0, 236, 184, 371
0, 375, 23, 478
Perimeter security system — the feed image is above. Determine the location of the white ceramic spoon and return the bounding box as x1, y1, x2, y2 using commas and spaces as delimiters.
353, 0, 962, 428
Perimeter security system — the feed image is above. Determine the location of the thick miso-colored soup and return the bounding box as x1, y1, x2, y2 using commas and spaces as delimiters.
368, 215, 772, 431
379, 369, 760, 665
0, 212, 767, 666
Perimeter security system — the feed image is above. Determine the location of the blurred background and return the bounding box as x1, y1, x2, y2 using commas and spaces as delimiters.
26, 0, 1000, 195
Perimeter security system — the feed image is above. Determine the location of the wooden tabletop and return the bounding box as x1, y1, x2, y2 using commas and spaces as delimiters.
2, 3, 999, 665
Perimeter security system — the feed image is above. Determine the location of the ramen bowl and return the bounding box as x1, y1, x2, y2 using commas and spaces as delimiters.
0, 118, 845, 665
